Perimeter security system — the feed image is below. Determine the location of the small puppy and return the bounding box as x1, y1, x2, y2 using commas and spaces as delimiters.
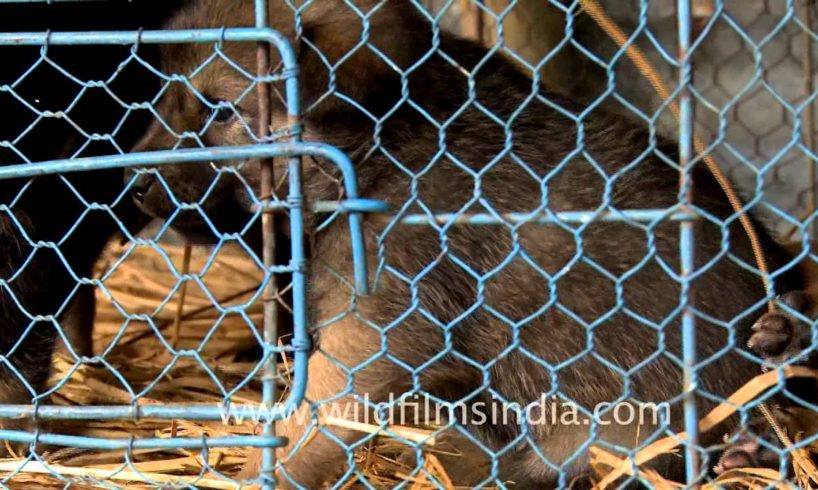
129, 1, 802, 487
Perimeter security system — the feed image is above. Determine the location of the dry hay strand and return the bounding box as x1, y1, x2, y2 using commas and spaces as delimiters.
590, 367, 818, 489
0, 242, 815, 489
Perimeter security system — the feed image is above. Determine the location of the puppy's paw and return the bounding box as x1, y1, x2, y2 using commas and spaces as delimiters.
0, 418, 47, 459
714, 428, 782, 475
237, 448, 297, 490
748, 291, 814, 365
237, 447, 262, 482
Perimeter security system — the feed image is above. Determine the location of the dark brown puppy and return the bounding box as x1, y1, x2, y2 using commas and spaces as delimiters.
129, 1, 800, 487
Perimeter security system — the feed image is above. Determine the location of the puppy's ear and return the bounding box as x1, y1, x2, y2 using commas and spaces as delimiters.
294, 0, 431, 117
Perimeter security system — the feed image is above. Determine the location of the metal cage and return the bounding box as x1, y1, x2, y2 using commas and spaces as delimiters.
0, 1, 815, 489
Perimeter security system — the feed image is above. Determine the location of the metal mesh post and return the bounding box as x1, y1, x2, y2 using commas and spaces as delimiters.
678, 0, 701, 486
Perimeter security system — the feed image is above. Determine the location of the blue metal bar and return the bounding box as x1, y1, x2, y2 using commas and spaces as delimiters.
0, 430, 285, 450
274, 0, 312, 484
0, 404, 291, 420
399, 209, 697, 225
254, 198, 389, 215
0, 0, 100, 3
284, 148, 310, 445
0, 28, 293, 48
0, 144, 339, 178
677, 0, 701, 486
0, 1, 100, 3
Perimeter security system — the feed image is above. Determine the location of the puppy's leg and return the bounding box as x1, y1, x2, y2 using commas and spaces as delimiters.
747, 290, 818, 408
713, 416, 789, 475
242, 318, 410, 489
0, 324, 57, 457
716, 291, 818, 475
58, 284, 95, 358
748, 291, 816, 366
0, 380, 38, 458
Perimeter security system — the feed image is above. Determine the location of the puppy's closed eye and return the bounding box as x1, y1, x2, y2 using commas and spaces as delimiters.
209, 99, 236, 123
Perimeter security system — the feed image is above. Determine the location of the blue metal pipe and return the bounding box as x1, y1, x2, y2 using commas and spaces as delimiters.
0, 28, 293, 50
0, 144, 339, 178
0, 430, 286, 450
399, 209, 697, 225
302, 198, 391, 214
0, 404, 296, 420
677, 0, 701, 486
0, 0, 100, 3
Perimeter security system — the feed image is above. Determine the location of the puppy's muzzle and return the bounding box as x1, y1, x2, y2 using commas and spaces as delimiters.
130, 172, 155, 204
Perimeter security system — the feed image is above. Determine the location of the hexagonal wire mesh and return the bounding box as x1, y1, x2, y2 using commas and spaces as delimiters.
0, 0, 817, 488
433, 0, 818, 239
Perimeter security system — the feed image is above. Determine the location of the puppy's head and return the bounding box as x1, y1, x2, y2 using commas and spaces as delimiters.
128, 0, 426, 243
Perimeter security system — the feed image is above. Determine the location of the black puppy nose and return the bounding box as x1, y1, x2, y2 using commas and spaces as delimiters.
130, 173, 155, 203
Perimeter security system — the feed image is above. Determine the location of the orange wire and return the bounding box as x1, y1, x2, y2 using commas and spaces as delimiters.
578, 0, 775, 311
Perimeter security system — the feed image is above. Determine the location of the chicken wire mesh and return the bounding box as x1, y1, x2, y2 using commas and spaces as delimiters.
0, 0, 815, 489
431, 0, 818, 240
